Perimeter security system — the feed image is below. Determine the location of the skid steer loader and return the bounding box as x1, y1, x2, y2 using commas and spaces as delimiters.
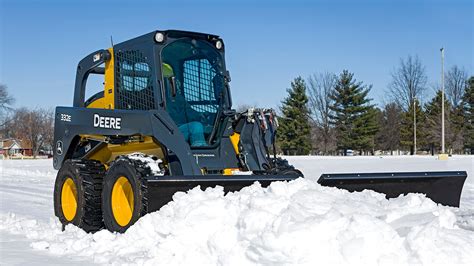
53, 29, 467, 233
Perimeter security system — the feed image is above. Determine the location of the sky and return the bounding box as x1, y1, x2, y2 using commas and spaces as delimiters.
0, 0, 473, 110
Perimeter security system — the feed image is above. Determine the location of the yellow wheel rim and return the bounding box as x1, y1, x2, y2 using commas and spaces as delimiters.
111, 176, 134, 226
61, 177, 77, 221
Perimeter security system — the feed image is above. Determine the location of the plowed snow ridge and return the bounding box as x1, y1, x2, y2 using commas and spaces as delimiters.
1, 156, 473, 265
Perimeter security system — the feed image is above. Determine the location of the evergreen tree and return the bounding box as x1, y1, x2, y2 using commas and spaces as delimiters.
424, 91, 453, 154
354, 106, 379, 154
450, 103, 466, 153
463, 76, 474, 153
329, 70, 377, 155
400, 99, 426, 154
278, 77, 312, 155
374, 107, 385, 151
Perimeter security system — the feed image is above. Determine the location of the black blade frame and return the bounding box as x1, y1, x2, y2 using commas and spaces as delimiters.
145, 174, 300, 212
317, 171, 467, 207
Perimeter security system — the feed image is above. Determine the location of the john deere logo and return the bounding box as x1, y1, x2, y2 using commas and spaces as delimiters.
56, 141, 63, 155
94, 114, 121, 129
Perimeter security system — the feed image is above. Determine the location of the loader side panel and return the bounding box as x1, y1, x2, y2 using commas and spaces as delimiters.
85, 136, 165, 165
53, 107, 202, 175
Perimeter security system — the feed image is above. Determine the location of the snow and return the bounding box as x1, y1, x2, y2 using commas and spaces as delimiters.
125, 153, 164, 176
1, 156, 473, 264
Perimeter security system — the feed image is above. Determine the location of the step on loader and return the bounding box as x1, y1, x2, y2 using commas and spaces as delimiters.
53, 29, 467, 233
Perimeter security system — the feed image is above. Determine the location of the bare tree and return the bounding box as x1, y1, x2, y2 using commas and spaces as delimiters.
0, 84, 14, 111
446, 65, 468, 108
0, 84, 15, 137
10, 108, 54, 157
307, 72, 336, 154
375, 102, 402, 154
0, 113, 14, 139
388, 55, 428, 111
42, 109, 55, 154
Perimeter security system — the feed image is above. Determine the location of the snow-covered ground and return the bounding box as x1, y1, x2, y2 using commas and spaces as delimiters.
1, 156, 473, 265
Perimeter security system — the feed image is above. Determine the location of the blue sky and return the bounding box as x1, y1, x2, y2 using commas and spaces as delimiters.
1, 0, 472, 110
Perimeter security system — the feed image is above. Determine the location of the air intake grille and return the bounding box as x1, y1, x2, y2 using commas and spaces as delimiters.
183, 59, 218, 113
116, 50, 155, 110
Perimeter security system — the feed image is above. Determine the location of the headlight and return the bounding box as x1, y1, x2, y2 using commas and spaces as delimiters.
154, 32, 165, 43
93, 53, 101, 62
215, 40, 223, 50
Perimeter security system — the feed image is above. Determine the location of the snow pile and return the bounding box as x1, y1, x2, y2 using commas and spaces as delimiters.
2, 178, 473, 265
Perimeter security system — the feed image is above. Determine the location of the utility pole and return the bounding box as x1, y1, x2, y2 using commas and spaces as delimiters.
440, 48, 445, 154
413, 96, 417, 155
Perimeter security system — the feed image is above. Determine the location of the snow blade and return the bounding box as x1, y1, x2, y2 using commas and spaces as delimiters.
317, 171, 467, 207
145, 174, 301, 212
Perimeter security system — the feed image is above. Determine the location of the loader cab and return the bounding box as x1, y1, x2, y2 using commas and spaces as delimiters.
76, 30, 231, 148
161, 38, 227, 147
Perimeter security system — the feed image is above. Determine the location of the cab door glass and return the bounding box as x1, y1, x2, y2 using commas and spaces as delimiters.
161, 38, 225, 147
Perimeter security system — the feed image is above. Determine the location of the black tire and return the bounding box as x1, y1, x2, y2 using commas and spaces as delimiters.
53, 159, 105, 233
102, 156, 151, 233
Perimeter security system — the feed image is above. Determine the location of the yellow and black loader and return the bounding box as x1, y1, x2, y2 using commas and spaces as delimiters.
53, 29, 467, 233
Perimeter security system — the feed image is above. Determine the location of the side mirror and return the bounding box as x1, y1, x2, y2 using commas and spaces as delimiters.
169, 77, 176, 97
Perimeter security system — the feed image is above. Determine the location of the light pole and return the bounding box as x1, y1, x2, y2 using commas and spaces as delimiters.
440, 48, 446, 155
413, 96, 417, 155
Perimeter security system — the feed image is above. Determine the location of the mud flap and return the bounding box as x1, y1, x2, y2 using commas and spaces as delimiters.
145, 174, 301, 212
317, 171, 467, 207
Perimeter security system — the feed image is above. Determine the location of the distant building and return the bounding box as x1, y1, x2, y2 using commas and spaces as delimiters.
0, 138, 33, 159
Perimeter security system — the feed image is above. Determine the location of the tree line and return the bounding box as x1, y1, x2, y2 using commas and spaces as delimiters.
1, 55, 472, 157
277, 56, 473, 155
0, 84, 54, 157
